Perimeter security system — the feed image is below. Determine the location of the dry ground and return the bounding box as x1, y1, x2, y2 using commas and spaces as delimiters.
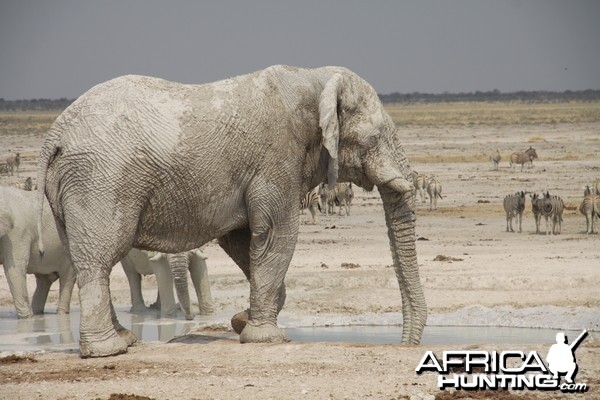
0, 104, 599, 399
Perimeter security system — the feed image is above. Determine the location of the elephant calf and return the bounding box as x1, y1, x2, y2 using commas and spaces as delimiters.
121, 248, 214, 320
0, 186, 75, 318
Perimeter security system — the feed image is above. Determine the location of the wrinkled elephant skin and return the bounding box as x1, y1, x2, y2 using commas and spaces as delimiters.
38, 65, 427, 357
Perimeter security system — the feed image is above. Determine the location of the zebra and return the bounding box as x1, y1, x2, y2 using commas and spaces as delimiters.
318, 182, 339, 215
426, 177, 443, 210
509, 146, 538, 171
6, 152, 20, 176
530, 193, 544, 234
490, 149, 501, 170
335, 182, 354, 216
14, 176, 34, 191
300, 185, 321, 224
503, 191, 526, 232
579, 185, 599, 234
541, 191, 564, 235
411, 171, 428, 203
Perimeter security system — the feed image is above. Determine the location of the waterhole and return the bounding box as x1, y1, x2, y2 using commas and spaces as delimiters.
0, 307, 587, 353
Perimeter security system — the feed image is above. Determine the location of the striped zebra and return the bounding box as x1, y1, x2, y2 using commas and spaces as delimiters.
490, 149, 501, 170
541, 191, 564, 235
14, 176, 35, 191
530, 193, 544, 234
334, 182, 354, 216
426, 177, 443, 210
579, 185, 599, 234
509, 146, 538, 172
503, 191, 526, 232
411, 171, 428, 203
300, 185, 321, 224
318, 183, 339, 215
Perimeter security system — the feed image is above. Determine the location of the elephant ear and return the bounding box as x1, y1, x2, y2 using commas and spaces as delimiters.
319, 73, 343, 189
0, 209, 14, 238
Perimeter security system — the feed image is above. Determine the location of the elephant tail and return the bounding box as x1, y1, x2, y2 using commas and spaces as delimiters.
36, 128, 62, 255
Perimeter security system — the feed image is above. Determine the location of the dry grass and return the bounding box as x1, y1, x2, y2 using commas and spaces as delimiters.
384, 101, 600, 127
0, 111, 59, 137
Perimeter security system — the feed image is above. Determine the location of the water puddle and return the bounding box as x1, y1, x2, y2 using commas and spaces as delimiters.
0, 308, 588, 353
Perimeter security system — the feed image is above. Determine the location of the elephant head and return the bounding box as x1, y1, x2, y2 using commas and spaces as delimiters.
316, 68, 427, 344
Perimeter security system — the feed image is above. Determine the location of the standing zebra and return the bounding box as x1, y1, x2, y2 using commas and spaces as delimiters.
503, 191, 526, 232
6, 152, 20, 176
318, 182, 339, 216
300, 185, 321, 224
541, 191, 564, 235
510, 146, 538, 172
426, 177, 443, 210
335, 182, 354, 216
490, 149, 501, 170
411, 171, 428, 203
579, 185, 599, 234
530, 193, 544, 234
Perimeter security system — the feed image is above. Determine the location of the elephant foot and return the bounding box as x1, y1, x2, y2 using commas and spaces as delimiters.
79, 333, 129, 358
117, 327, 138, 347
240, 320, 289, 343
198, 302, 215, 315
231, 309, 250, 335
16, 311, 34, 319
130, 304, 152, 314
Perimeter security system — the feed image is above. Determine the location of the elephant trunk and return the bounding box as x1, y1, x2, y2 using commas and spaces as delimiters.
379, 187, 427, 344
167, 252, 194, 320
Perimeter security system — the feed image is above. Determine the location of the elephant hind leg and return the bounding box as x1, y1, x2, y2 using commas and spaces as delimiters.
32, 273, 58, 314
219, 228, 252, 333
60, 208, 138, 358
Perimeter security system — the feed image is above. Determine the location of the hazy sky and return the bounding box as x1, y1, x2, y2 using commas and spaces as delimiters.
1, 0, 599, 99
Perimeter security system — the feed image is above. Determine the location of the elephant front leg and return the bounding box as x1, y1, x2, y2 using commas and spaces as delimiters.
3, 261, 33, 318
239, 192, 299, 343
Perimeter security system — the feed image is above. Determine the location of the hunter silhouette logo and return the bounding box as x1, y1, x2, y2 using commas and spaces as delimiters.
416, 330, 589, 393
546, 330, 587, 384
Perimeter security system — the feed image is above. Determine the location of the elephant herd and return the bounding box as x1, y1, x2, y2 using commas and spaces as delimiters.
1, 65, 427, 358
0, 186, 214, 320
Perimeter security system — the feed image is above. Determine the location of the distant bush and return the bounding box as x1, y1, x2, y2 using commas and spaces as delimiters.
378, 89, 600, 104
0, 98, 75, 111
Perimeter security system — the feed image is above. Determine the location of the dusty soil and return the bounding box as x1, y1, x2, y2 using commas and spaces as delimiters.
0, 121, 599, 399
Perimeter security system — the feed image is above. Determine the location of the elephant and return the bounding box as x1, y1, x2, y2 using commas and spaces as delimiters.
37, 65, 427, 357
121, 248, 215, 320
0, 186, 75, 318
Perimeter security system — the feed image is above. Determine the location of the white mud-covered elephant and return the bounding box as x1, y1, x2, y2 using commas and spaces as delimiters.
0, 186, 75, 318
37, 65, 427, 357
121, 248, 214, 320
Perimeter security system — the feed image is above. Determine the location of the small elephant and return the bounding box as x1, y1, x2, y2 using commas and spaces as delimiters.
39, 65, 426, 357
121, 248, 214, 320
0, 186, 75, 318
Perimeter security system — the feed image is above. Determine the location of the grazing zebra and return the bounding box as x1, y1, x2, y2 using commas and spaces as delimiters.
300, 185, 321, 224
411, 171, 428, 203
579, 185, 599, 234
426, 177, 443, 210
509, 146, 538, 172
541, 191, 564, 235
503, 191, 526, 232
334, 182, 354, 216
490, 149, 501, 170
6, 152, 20, 176
530, 193, 544, 234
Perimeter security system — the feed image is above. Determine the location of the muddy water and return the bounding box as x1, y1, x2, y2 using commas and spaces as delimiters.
0, 307, 589, 353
